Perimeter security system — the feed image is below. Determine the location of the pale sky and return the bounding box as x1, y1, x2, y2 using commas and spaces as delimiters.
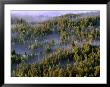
11, 10, 99, 17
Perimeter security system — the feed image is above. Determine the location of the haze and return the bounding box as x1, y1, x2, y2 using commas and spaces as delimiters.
11, 10, 99, 17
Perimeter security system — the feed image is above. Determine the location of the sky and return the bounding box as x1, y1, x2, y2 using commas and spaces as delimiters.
11, 10, 99, 17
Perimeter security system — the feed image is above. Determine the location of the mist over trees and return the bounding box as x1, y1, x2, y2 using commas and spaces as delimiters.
11, 12, 100, 77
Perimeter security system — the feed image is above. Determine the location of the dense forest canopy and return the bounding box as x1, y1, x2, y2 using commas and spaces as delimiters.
11, 11, 100, 77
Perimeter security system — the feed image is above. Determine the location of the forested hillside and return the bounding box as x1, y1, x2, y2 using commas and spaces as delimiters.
11, 12, 100, 77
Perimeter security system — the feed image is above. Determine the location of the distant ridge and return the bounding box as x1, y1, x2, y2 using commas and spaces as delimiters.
11, 11, 100, 24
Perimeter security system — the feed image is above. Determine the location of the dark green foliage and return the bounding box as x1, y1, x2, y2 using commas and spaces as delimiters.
11, 44, 100, 77
11, 50, 28, 64
11, 14, 100, 77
